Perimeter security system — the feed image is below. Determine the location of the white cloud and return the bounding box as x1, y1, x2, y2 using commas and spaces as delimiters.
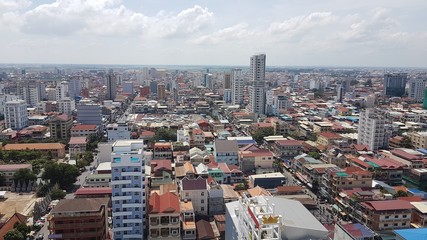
268, 12, 337, 41
0, 0, 31, 11
191, 23, 254, 45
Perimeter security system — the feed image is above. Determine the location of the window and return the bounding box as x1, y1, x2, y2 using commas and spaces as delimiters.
384, 224, 388, 227
201, 200, 204, 204
201, 192, 204, 196
201, 207, 204, 211
395, 215, 399, 218
385, 216, 389, 219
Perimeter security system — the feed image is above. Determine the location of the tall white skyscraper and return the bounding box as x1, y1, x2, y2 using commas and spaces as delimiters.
56, 81, 69, 101
357, 109, 387, 151
231, 68, 244, 106
408, 78, 426, 102
111, 140, 146, 240
248, 54, 266, 114
4, 100, 28, 130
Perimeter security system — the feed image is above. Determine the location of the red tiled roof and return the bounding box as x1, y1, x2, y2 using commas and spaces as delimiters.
391, 149, 422, 161
362, 200, 413, 211
398, 196, 423, 202
149, 192, 180, 214
140, 130, 155, 137
240, 149, 274, 157
318, 132, 342, 139
71, 124, 98, 131
74, 187, 112, 195
192, 128, 203, 135
151, 160, 172, 172
69, 136, 87, 145
351, 144, 370, 151
0, 164, 32, 171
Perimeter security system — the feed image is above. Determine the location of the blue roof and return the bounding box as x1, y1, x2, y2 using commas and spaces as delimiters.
394, 228, 427, 240
417, 148, 427, 155
408, 188, 425, 194
346, 116, 359, 122
236, 140, 257, 145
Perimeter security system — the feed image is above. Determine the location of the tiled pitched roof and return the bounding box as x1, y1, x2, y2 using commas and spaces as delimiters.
181, 176, 207, 190
149, 192, 180, 214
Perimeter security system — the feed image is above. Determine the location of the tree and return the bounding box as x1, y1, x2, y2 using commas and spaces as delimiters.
252, 127, 274, 144
13, 223, 30, 238
4, 229, 24, 240
50, 188, 66, 200
394, 190, 408, 198
13, 169, 36, 184
0, 173, 5, 186
151, 128, 177, 142
364, 79, 373, 87
42, 163, 80, 191
308, 152, 320, 159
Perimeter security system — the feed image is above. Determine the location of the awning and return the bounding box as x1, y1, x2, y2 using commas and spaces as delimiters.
332, 204, 342, 212
340, 211, 347, 216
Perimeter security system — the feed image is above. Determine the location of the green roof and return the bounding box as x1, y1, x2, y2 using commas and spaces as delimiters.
336, 172, 349, 177
367, 161, 380, 168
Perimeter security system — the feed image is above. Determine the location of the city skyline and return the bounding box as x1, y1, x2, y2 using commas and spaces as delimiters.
0, 0, 426, 67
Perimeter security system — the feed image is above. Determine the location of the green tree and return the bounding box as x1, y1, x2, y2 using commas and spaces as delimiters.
151, 128, 177, 142
83, 151, 94, 163
252, 127, 274, 144
401, 136, 414, 148
13, 169, 36, 184
308, 152, 320, 159
394, 190, 409, 198
13, 223, 30, 238
4, 229, 24, 240
50, 188, 66, 200
0, 173, 5, 186
42, 163, 80, 191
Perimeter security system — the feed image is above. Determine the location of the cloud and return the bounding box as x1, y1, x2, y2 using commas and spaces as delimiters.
0, 0, 31, 11
191, 23, 254, 45
1, 0, 213, 37
268, 12, 337, 40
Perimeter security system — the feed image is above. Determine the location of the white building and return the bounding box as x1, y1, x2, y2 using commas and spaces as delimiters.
4, 100, 28, 130
0, 94, 19, 115
107, 122, 130, 142
248, 54, 266, 114
357, 109, 387, 151
56, 81, 69, 101
223, 89, 232, 104
57, 97, 76, 115
231, 68, 244, 106
179, 177, 208, 215
408, 78, 426, 102
225, 195, 328, 240
111, 140, 146, 240
272, 95, 291, 116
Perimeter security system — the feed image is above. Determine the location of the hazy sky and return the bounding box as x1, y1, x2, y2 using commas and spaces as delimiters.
1, 0, 426, 67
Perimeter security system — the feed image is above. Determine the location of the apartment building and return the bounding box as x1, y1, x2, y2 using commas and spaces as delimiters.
358, 200, 412, 231
179, 177, 208, 215
153, 142, 173, 160
150, 160, 174, 188
273, 139, 303, 158
213, 139, 239, 165
410, 201, 427, 228
68, 136, 87, 159
239, 149, 274, 173
49, 114, 73, 139
70, 124, 99, 137
107, 122, 130, 142
181, 200, 197, 240
148, 192, 181, 239
84, 174, 111, 188
4, 100, 28, 130
111, 140, 146, 240
317, 132, 343, 146
357, 109, 387, 151
47, 198, 109, 240
408, 131, 427, 149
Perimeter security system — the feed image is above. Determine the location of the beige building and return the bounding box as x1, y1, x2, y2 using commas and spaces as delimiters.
148, 192, 181, 239
313, 122, 333, 133
359, 200, 412, 231
3, 143, 66, 158
181, 200, 196, 240
179, 177, 208, 215
408, 131, 427, 149
0, 164, 32, 190
49, 114, 73, 140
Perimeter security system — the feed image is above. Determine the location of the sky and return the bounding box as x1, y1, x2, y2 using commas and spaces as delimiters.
0, 0, 426, 67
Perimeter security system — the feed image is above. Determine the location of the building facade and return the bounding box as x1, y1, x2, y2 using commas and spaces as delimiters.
111, 140, 146, 240
231, 68, 244, 106
408, 78, 426, 102
384, 73, 407, 97
107, 122, 130, 142
77, 100, 102, 126
248, 54, 266, 114
357, 109, 387, 151
4, 100, 28, 130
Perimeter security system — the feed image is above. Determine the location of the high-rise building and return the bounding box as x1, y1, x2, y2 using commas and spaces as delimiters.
122, 81, 134, 94
57, 97, 76, 115
76, 100, 102, 126
17, 81, 44, 107
56, 81, 69, 101
423, 89, 427, 109
357, 109, 387, 151
337, 84, 344, 102
106, 70, 117, 100
49, 113, 73, 140
150, 81, 158, 95
248, 54, 266, 114
69, 77, 82, 98
231, 68, 244, 106
4, 100, 28, 130
223, 89, 232, 103
111, 140, 146, 240
157, 83, 166, 100
224, 73, 231, 89
107, 122, 130, 142
408, 78, 426, 102
383, 73, 407, 97
0, 94, 19, 115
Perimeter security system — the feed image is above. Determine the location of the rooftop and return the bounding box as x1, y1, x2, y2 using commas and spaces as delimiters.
51, 198, 110, 213
181, 176, 207, 191
69, 136, 87, 145
394, 228, 427, 240
0, 164, 32, 171
4, 143, 65, 150
362, 200, 413, 211
74, 187, 112, 196
149, 192, 180, 214
71, 124, 98, 131
214, 139, 239, 152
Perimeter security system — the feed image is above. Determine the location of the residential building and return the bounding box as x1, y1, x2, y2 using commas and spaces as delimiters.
384, 73, 408, 97
181, 200, 197, 240
49, 114, 73, 139
409, 201, 427, 228
358, 200, 412, 231
84, 174, 111, 188
107, 122, 130, 142
68, 136, 87, 158
408, 78, 426, 102
76, 100, 102, 126
248, 172, 286, 189
157, 83, 166, 100
3, 143, 66, 158
333, 223, 376, 240
153, 142, 173, 160
57, 97, 76, 115
71, 124, 99, 137
225, 195, 328, 240
0, 164, 32, 190
408, 131, 427, 149
239, 148, 274, 173
273, 140, 303, 159
68, 77, 82, 98
74, 187, 112, 198
150, 160, 174, 188
148, 192, 181, 239
208, 182, 224, 215
106, 70, 117, 100
317, 132, 343, 146
248, 54, 266, 114
357, 109, 387, 151
111, 140, 146, 240
0, 94, 19, 115
179, 177, 208, 215
47, 198, 109, 240
55, 81, 69, 101
123, 81, 134, 94
231, 68, 244, 106
213, 139, 239, 165
4, 100, 28, 130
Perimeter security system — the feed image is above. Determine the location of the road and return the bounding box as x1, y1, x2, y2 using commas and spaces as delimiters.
37, 153, 99, 239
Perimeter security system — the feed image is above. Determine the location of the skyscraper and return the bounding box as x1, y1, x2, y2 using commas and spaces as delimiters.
248, 54, 266, 114
231, 68, 244, 106
157, 83, 166, 100
408, 78, 426, 102
383, 73, 407, 97
337, 84, 344, 102
224, 73, 231, 89
357, 109, 387, 151
4, 100, 28, 130
106, 69, 117, 100
68, 77, 82, 98
111, 140, 146, 240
